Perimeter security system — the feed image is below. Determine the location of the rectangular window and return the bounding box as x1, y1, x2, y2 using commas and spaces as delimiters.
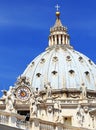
63, 116, 72, 125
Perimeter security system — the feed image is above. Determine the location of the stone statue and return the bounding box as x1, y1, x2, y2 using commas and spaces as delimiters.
34, 88, 39, 98
54, 101, 62, 123
1, 86, 15, 112
76, 104, 84, 126
30, 88, 43, 118
1, 90, 7, 103
44, 82, 52, 98
58, 111, 63, 123
6, 96, 14, 112
31, 103, 38, 117
30, 93, 37, 117
81, 83, 87, 99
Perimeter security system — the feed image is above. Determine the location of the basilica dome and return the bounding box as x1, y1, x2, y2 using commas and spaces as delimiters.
22, 11, 96, 91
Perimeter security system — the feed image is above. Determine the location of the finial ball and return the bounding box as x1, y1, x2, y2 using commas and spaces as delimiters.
56, 11, 60, 17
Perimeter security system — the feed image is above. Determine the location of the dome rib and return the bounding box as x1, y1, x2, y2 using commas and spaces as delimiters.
47, 51, 54, 85
77, 52, 96, 90
67, 49, 83, 89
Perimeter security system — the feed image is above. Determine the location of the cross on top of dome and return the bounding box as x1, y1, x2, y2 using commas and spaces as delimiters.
55, 4, 60, 11
55, 4, 60, 18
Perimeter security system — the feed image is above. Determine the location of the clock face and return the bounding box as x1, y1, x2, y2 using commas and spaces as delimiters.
16, 86, 31, 101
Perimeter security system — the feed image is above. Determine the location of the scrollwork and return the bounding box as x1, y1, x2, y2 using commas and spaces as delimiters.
15, 76, 30, 88
69, 93, 80, 98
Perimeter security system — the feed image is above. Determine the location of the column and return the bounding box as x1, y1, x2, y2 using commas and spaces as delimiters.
8, 116, 17, 127
67, 36, 68, 45
68, 36, 70, 45
67, 35, 69, 45
53, 35, 54, 45
66, 36, 67, 44
32, 119, 39, 130
59, 35, 61, 44
48, 37, 51, 46
55, 35, 57, 45
64, 35, 66, 44
62, 35, 65, 44
51, 36, 53, 46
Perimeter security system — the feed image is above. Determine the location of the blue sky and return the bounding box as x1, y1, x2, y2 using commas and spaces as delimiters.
0, 0, 96, 96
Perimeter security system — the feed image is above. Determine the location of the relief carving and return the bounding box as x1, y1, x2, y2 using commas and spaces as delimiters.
69, 93, 80, 98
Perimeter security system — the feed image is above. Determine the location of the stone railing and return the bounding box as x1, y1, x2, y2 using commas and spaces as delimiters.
60, 99, 96, 105
0, 111, 26, 129
0, 111, 91, 130
60, 99, 79, 104
31, 118, 90, 130
16, 120, 30, 129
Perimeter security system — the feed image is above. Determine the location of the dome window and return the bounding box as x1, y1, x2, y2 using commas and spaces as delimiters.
85, 71, 89, 76
66, 56, 71, 61
32, 62, 35, 65
69, 70, 75, 75
84, 71, 90, 81
31, 62, 35, 67
53, 56, 58, 62
88, 59, 93, 65
79, 57, 83, 62
52, 71, 58, 75
36, 73, 41, 77
40, 58, 45, 63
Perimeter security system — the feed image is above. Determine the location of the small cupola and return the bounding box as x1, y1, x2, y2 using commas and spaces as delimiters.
48, 8, 70, 47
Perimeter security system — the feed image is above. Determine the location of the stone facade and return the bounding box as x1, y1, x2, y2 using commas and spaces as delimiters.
0, 11, 96, 130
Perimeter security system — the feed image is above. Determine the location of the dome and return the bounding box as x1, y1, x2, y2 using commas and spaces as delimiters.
23, 45, 96, 90
22, 11, 96, 91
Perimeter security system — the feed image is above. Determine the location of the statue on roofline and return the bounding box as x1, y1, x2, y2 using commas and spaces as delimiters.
1, 86, 15, 112
30, 87, 43, 118
44, 82, 52, 98
76, 104, 84, 126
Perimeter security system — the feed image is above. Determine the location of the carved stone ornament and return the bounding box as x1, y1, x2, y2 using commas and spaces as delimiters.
83, 106, 89, 113
15, 76, 31, 88
69, 93, 80, 98
87, 94, 95, 99
47, 106, 53, 113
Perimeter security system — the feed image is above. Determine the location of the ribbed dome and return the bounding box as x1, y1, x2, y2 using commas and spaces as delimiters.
21, 11, 96, 91
22, 45, 96, 90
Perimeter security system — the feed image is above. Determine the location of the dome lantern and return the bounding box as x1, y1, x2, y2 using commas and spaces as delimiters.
48, 6, 70, 47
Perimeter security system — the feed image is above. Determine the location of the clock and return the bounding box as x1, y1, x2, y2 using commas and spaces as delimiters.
16, 86, 31, 101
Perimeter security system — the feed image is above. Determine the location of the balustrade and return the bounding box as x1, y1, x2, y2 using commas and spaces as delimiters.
60, 100, 79, 104
0, 111, 90, 130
